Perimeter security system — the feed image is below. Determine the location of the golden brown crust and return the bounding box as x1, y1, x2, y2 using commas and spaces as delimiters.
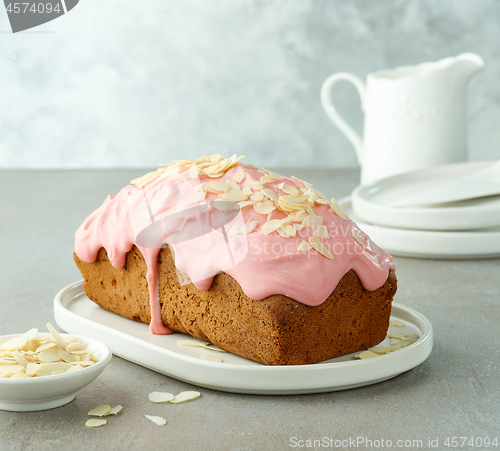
74, 246, 396, 365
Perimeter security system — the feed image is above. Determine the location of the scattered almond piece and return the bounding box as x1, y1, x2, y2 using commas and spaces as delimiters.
177, 339, 210, 348
297, 240, 311, 252
233, 170, 245, 183
145, 415, 166, 426
254, 200, 276, 215
86, 419, 107, 428
330, 198, 347, 220
356, 351, 378, 359
308, 237, 334, 260
390, 319, 405, 328
149, 392, 175, 403
313, 225, 330, 239
169, 391, 201, 404
241, 221, 259, 235
88, 405, 112, 417
352, 229, 364, 246
109, 405, 123, 415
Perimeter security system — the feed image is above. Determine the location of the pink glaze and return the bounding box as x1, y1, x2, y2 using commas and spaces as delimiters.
74, 163, 395, 335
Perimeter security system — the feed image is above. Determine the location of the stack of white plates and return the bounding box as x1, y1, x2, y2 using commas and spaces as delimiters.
339, 161, 500, 259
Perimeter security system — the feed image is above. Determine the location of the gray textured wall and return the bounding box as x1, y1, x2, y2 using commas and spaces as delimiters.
0, 0, 499, 169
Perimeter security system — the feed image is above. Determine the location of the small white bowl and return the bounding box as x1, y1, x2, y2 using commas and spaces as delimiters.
0, 333, 111, 412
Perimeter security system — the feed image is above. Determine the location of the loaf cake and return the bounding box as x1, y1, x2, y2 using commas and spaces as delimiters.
74, 155, 396, 365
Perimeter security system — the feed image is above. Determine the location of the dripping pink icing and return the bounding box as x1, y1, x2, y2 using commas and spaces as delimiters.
74, 163, 395, 335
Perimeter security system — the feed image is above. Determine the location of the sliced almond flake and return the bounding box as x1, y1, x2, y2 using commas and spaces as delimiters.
220, 190, 248, 202
209, 181, 230, 193
261, 219, 285, 235
109, 405, 123, 415
207, 172, 225, 179
233, 170, 245, 183
201, 355, 223, 363
51, 370, 65, 375
212, 199, 239, 212
293, 223, 304, 231
36, 342, 57, 353
297, 240, 312, 252
24, 328, 38, 342
145, 415, 167, 426
225, 179, 241, 191
260, 188, 278, 201
356, 350, 378, 359
35, 362, 70, 377
330, 198, 348, 220
390, 319, 405, 328
0, 364, 25, 376
240, 221, 259, 235
38, 349, 61, 363
308, 237, 334, 260
254, 200, 276, 215
66, 342, 84, 353
202, 344, 228, 353
13, 350, 29, 366
46, 323, 67, 350
66, 364, 83, 373
169, 391, 201, 404
282, 186, 300, 196
402, 339, 418, 347
313, 225, 330, 239
149, 392, 175, 403
57, 349, 75, 363
387, 332, 409, 339
302, 214, 324, 229
228, 227, 240, 237
260, 176, 280, 184
251, 180, 264, 190
88, 405, 112, 416
316, 198, 329, 205
185, 191, 206, 205
276, 182, 285, 190
352, 230, 364, 246
287, 211, 309, 223
280, 223, 296, 237
86, 419, 107, 428
77, 360, 96, 367
177, 339, 210, 348
368, 346, 395, 354
237, 200, 254, 209
203, 185, 220, 194
0, 336, 28, 351
242, 186, 253, 196
26, 362, 39, 376
11, 372, 30, 378
250, 191, 265, 202
279, 194, 308, 204
188, 166, 199, 179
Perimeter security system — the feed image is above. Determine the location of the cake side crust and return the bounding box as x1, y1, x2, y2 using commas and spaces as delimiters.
74, 246, 396, 365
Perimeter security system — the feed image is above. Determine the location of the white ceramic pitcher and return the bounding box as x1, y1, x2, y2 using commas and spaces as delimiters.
321, 53, 484, 184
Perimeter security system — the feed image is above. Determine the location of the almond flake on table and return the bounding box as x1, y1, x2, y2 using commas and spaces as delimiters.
149, 392, 175, 403
145, 415, 167, 426
169, 391, 201, 404
88, 405, 112, 416
85, 419, 107, 428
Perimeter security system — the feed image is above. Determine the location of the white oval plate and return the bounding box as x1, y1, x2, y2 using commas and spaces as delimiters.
54, 281, 433, 395
340, 197, 500, 259
352, 161, 500, 231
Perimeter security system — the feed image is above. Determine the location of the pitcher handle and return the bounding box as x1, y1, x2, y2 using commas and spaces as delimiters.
320, 72, 366, 164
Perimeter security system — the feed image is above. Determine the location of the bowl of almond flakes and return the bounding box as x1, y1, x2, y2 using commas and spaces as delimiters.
0, 324, 111, 411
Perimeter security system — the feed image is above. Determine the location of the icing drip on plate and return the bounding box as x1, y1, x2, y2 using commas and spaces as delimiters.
74, 154, 395, 335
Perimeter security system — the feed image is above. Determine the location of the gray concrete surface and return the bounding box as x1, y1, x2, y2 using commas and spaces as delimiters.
0, 168, 499, 451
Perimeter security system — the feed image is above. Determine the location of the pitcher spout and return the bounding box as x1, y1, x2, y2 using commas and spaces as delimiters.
450, 52, 484, 82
